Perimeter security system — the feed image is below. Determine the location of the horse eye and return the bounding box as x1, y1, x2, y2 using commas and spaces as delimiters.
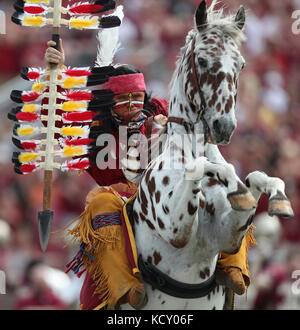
198, 57, 208, 67
241, 62, 245, 70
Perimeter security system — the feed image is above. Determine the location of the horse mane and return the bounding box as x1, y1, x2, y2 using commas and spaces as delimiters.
169, 1, 246, 94
205, 0, 246, 45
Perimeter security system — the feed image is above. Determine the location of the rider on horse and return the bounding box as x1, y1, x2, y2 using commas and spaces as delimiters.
45, 30, 254, 310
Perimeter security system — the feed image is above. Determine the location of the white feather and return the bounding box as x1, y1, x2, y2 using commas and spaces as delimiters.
95, 5, 124, 67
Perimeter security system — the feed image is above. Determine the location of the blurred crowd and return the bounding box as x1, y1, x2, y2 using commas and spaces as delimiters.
0, 0, 299, 309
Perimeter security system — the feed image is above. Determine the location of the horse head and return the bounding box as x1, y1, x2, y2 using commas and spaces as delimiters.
173, 0, 246, 145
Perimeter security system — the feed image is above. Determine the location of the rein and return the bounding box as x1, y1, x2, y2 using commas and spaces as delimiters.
168, 36, 208, 143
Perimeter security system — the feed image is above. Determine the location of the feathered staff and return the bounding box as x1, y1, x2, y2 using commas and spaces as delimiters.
9, 0, 123, 251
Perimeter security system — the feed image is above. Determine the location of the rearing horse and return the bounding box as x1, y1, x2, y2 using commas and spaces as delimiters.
127, 0, 293, 310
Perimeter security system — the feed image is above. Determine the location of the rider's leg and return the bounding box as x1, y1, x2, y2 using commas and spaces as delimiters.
216, 224, 256, 295
65, 188, 146, 310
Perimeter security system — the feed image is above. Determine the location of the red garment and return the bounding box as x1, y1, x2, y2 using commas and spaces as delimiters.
86, 98, 169, 186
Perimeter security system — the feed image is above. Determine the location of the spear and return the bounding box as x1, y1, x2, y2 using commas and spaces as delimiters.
37, 0, 61, 252
10, 0, 122, 251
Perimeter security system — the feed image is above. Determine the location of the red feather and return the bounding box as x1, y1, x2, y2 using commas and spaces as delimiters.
27, 71, 41, 80
69, 4, 104, 14
65, 159, 90, 171
64, 138, 94, 146
16, 112, 39, 122
21, 141, 39, 151
20, 164, 38, 174
62, 111, 96, 123
24, 5, 46, 15
21, 92, 40, 103
65, 91, 94, 101
65, 68, 92, 77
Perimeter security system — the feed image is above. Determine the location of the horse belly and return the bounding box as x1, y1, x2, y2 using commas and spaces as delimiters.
141, 285, 226, 310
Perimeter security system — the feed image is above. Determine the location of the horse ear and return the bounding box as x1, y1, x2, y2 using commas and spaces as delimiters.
235, 5, 246, 30
195, 0, 207, 31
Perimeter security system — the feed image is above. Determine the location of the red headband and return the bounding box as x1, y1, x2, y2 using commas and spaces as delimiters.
104, 73, 146, 94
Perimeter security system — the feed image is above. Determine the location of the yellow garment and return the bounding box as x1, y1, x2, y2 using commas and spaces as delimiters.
217, 224, 256, 287
63, 183, 141, 309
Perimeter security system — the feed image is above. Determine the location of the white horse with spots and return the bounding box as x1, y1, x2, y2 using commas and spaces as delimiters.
124, 0, 294, 310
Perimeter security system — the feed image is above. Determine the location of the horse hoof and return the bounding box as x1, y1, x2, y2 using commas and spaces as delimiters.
227, 183, 257, 211
268, 199, 294, 218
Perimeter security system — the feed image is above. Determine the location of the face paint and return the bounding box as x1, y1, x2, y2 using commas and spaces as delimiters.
112, 92, 146, 130
113, 99, 144, 110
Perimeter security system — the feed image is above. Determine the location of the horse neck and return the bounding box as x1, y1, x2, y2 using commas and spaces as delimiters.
167, 74, 205, 160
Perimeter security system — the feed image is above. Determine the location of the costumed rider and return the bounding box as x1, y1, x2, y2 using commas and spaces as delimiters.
45, 9, 255, 310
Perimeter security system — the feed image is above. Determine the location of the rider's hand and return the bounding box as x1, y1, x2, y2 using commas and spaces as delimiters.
45, 39, 65, 67
154, 114, 168, 126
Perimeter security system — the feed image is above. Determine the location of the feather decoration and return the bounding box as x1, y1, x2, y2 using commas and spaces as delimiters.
24, 0, 50, 4
12, 137, 41, 151
59, 137, 94, 148
61, 101, 88, 112
61, 158, 90, 172
16, 163, 39, 175
95, 5, 124, 67
15, 124, 40, 137
63, 90, 94, 102
62, 111, 97, 123
23, 4, 49, 15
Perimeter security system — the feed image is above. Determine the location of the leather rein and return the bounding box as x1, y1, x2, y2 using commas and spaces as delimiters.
168, 37, 207, 137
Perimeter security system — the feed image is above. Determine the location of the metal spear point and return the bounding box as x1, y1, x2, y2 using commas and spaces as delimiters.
38, 0, 62, 251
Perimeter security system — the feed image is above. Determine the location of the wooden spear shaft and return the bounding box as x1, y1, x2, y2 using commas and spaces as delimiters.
38, 0, 62, 252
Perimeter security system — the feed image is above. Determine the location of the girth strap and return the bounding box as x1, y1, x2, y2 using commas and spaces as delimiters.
138, 255, 217, 299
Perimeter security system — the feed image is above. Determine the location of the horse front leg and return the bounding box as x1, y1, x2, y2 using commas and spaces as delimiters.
245, 171, 294, 218
185, 157, 257, 212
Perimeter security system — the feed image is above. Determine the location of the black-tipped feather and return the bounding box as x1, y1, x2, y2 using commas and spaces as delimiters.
13, 0, 25, 13
12, 137, 23, 150
10, 90, 23, 103
99, 16, 121, 29
11, 12, 22, 25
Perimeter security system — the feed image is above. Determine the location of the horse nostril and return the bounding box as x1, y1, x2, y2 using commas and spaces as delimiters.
213, 120, 221, 136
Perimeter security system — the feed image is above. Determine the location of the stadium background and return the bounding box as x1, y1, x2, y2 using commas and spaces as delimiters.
0, 0, 299, 309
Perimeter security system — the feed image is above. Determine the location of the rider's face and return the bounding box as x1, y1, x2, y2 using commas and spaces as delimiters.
113, 92, 145, 123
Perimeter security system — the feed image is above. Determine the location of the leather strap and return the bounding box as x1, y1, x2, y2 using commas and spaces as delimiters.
146, 116, 154, 139
190, 37, 203, 103
138, 255, 217, 299
167, 116, 184, 125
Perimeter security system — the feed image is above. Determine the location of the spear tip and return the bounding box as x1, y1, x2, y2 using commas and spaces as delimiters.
38, 210, 54, 252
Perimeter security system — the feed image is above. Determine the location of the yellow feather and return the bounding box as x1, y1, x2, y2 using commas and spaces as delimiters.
32, 82, 45, 93
70, 18, 98, 30
61, 127, 85, 137
23, 104, 37, 113
26, 0, 49, 4
63, 77, 86, 89
23, 16, 45, 27
17, 127, 34, 136
19, 152, 38, 163
62, 101, 86, 112
63, 146, 84, 157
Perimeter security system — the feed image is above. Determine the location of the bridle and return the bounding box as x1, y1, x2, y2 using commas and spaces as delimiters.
168, 36, 208, 142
